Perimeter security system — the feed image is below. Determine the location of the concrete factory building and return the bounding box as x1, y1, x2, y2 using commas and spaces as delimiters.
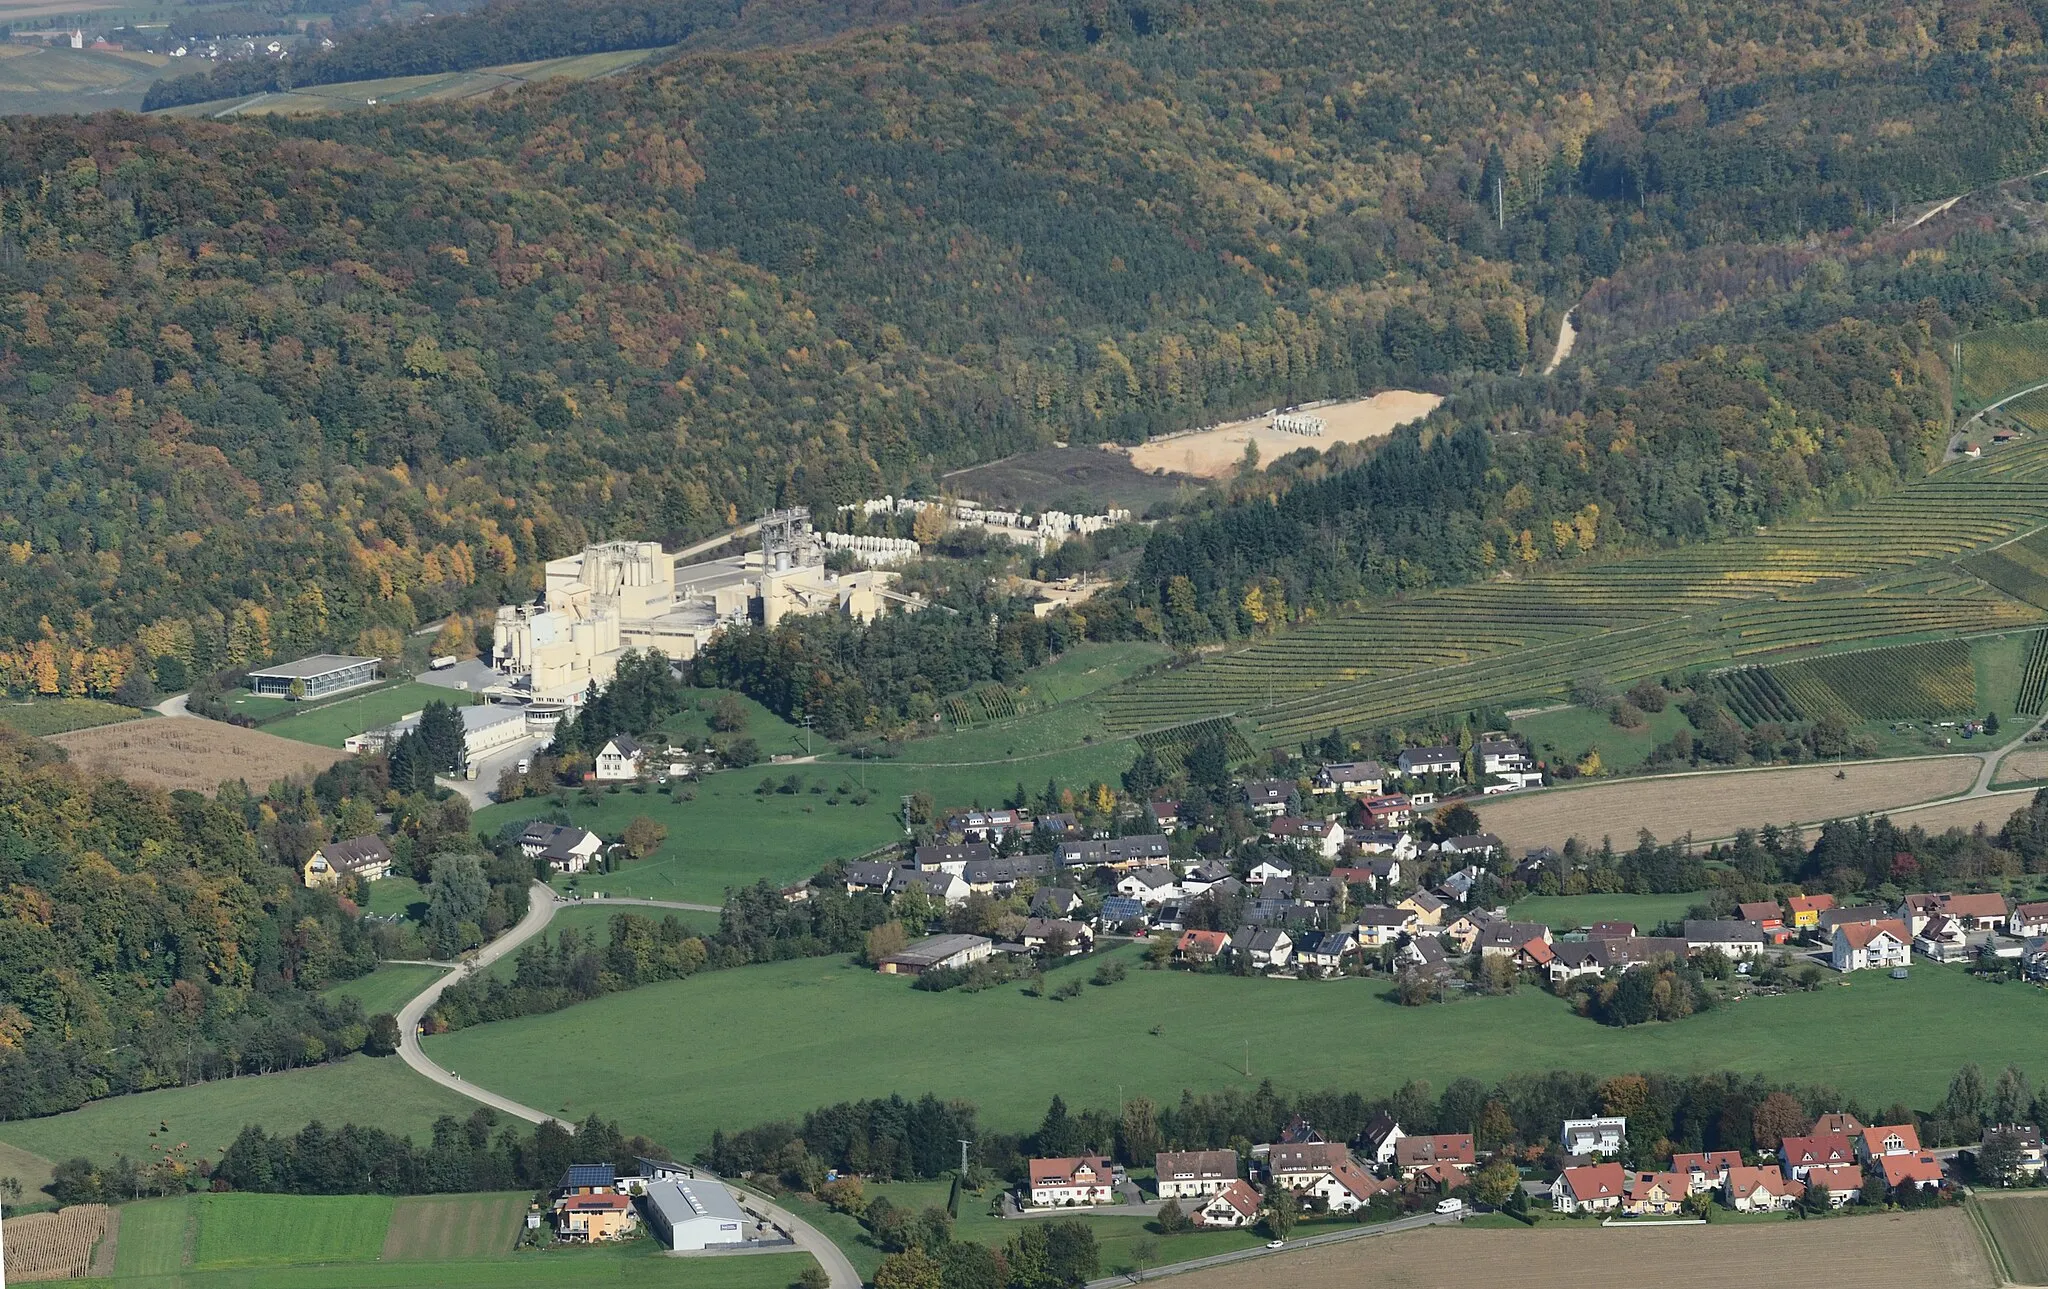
492, 509, 920, 702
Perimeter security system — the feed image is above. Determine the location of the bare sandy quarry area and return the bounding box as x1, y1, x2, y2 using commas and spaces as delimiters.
1123, 390, 1443, 478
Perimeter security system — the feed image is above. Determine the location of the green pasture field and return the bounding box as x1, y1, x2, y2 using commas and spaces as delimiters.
1976, 1193, 2048, 1284
322, 964, 445, 1017
381, 1192, 528, 1259
0, 698, 145, 737
192, 1193, 394, 1268
1004, 642, 1172, 709
364, 875, 427, 919
0, 1056, 477, 1173
484, 903, 720, 981
261, 682, 463, 748
97, 1189, 813, 1288
425, 943, 2048, 1159
0, 43, 167, 115
664, 688, 811, 759
1507, 890, 1709, 932
1099, 442, 2048, 741
1511, 704, 1694, 773
481, 733, 1134, 905
155, 47, 663, 119
784, 1177, 1262, 1280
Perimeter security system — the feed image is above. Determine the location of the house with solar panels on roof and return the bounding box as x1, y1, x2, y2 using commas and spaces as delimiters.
552, 1164, 637, 1241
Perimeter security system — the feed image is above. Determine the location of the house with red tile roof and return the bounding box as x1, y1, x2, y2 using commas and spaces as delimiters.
1859, 1125, 1922, 1160
1900, 892, 2008, 935
1621, 1171, 1689, 1216
1724, 1167, 1803, 1212
1266, 1142, 1353, 1190
1812, 1111, 1863, 1137
1803, 1163, 1863, 1205
2013, 901, 2048, 938
1670, 1151, 1742, 1194
1780, 1133, 1856, 1179
1877, 1151, 1946, 1191
1175, 929, 1229, 963
1305, 1160, 1394, 1212
1393, 1134, 1475, 1179
1028, 1156, 1115, 1207
1552, 1163, 1626, 1214
1738, 900, 1789, 943
1831, 919, 1910, 972
1191, 1179, 1262, 1228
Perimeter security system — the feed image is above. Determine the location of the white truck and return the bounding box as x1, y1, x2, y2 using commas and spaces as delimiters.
430, 655, 458, 670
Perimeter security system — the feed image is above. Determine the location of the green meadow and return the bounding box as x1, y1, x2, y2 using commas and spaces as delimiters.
322, 964, 447, 1017
427, 943, 2048, 1159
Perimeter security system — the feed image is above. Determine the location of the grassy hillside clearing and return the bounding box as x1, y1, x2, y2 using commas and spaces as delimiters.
155, 48, 663, 118
425, 943, 2048, 1159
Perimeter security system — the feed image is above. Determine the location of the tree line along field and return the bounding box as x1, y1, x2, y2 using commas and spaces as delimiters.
424, 943, 2048, 1162
1099, 441, 2048, 739
87, 1190, 812, 1288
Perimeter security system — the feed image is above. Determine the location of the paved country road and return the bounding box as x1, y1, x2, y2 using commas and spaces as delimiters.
390, 886, 862, 1289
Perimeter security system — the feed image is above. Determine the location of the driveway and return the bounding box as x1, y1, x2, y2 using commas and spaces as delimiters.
437, 732, 548, 810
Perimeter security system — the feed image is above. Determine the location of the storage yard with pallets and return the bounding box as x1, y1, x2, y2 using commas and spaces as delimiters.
1101, 440, 2048, 741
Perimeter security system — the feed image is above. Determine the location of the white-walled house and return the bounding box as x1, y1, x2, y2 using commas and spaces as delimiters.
1832, 920, 1911, 972
594, 735, 646, 781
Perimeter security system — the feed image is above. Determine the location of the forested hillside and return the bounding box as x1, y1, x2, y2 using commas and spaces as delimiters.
1, 0, 2046, 685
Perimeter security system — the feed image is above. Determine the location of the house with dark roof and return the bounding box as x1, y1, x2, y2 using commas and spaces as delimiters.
302, 835, 393, 888
915, 842, 995, 872
1315, 761, 1387, 797
1155, 1150, 1239, 1199
1396, 746, 1461, 777
519, 822, 604, 874
1056, 835, 1171, 870
1229, 927, 1293, 969
1683, 920, 1766, 957
594, 735, 645, 782
1242, 779, 1295, 817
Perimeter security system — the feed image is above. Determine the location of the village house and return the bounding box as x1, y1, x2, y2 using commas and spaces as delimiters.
1242, 779, 1295, 817
1545, 936, 1690, 986
1030, 887, 1084, 919
1902, 891, 2010, 935
1293, 929, 1358, 973
1359, 794, 1414, 829
1983, 1124, 2046, 1181
1147, 800, 1182, 831
915, 842, 995, 872
1724, 1167, 1803, 1213
1057, 835, 1172, 870
1267, 816, 1345, 859
1435, 834, 1504, 861
1360, 1113, 1406, 1167
1670, 1151, 1741, 1194
1737, 900, 1790, 943
2025, 938, 2048, 982
1552, 1163, 1625, 1214
1780, 1133, 1856, 1178
1398, 889, 1446, 926
1804, 1164, 1863, 1205
1190, 1180, 1261, 1228
1155, 1149, 1240, 1199
961, 854, 1055, 896
593, 735, 646, 782
519, 822, 605, 874
1816, 904, 1889, 935
1393, 1134, 1475, 1180
1175, 929, 1230, 964
1354, 829, 1420, 862
1028, 1157, 1115, 1207
1561, 1117, 1627, 1157
1266, 1142, 1354, 1190
1813, 1111, 1864, 1137
1859, 1125, 1922, 1161
1914, 913, 1973, 962
1022, 918, 1092, 956
1877, 1152, 1947, 1192
1438, 865, 1485, 904
1353, 905, 1413, 947
1097, 896, 1146, 929
1397, 746, 1461, 777
2012, 902, 2048, 938
1247, 859, 1294, 887
1398, 936, 1453, 977
1683, 919, 1766, 958
945, 808, 1029, 842
1476, 920, 1552, 958
1441, 911, 1494, 953
1588, 921, 1636, 938
1315, 761, 1387, 797
1303, 1160, 1391, 1212
1832, 919, 1912, 972
1621, 1171, 1688, 1217
1116, 867, 1182, 906
1788, 892, 1835, 931
301, 835, 393, 889
557, 1192, 637, 1240
1230, 927, 1293, 969
1476, 738, 1544, 789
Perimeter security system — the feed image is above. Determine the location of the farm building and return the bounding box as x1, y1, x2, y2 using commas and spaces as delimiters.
643, 1178, 753, 1250
876, 933, 993, 975
246, 654, 379, 700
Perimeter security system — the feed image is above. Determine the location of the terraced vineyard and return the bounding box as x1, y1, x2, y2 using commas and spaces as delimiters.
2020, 630, 2048, 717
1101, 441, 2048, 739
1135, 716, 1255, 771
1711, 639, 1977, 724
1965, 527, 2048, 609
1961, 318, 2048, 405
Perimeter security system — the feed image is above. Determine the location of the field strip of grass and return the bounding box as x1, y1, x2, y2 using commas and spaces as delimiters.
321, 964, 448, 1017
425, 943, 2048, 1160
192, 1193, 393, 1268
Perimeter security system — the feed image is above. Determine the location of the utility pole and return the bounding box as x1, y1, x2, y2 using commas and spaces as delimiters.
1243, 1038, 1250, 1079
1496, 176, 1504, 230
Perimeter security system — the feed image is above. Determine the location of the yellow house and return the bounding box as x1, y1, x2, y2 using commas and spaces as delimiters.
302, 836, 394, 889
557, 1193, 636, 1240
1788, 893, 1834, 931
1398, 889, 1446, 927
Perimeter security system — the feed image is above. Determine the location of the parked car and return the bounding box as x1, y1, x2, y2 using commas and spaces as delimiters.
1266, 1240, 1285, 1250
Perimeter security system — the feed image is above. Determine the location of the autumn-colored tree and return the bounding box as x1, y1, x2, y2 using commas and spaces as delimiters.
875, 1248, 942, 1289
864, 920, 908, 965
1599, 1074, 1650, 1120
622, 816, 668, 859
1751, 1092, 1809, 1152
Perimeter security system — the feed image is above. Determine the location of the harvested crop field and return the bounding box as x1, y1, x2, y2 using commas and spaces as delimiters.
1889, 788, 2039, 834
382, 1192, 526, 1259
5, 1203, 113, 1281
47, 720, 343, 792
1124, 389, 1442, 478
1996, 746, 2048, 785
1174, 1211, 1992, 1289
1477, 756, 1980, 849
1978, 1193, 2048, 1284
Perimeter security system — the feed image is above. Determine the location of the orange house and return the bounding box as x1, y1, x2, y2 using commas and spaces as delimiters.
557, 1193, 636, 1241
